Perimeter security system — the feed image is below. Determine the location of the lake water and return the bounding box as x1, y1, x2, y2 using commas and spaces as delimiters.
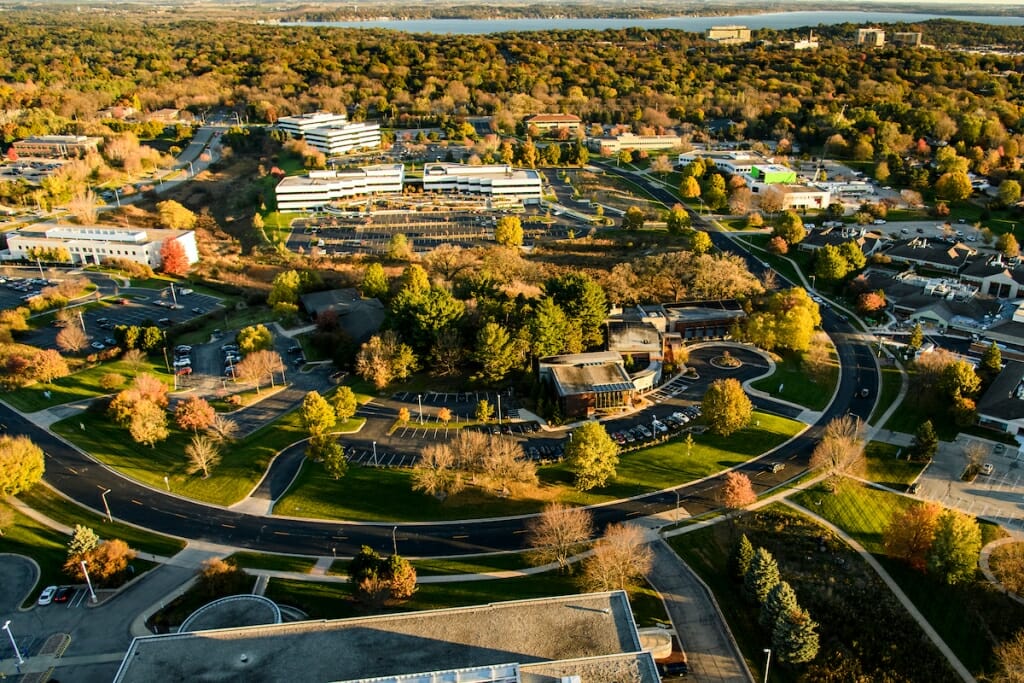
283, 10, 1024, 34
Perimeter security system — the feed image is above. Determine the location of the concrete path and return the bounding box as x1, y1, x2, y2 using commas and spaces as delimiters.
781, 498, 974, 683
645, 539, 754, 683
979, 536, 1024, 606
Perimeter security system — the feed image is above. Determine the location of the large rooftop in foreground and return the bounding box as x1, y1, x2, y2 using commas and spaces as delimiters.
114, 592, 656, 683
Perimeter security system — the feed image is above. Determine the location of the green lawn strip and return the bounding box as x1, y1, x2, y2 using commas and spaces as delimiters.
52, 405, 311, 506
209, 384, 290, 412
731, 234, 803, 285
883, 394, 960, 440
790, 480, 913, 554
869, 363, 904, 426
17, 485, 185, 557
224, 551, 317, 574
173, 307, 281, 346
864, 441, 925, 488
749, 349, 838, 411
276, 411, 803, 521
2, 357, 173, 412
409, 553, 533, 577
0, 500, 74, 606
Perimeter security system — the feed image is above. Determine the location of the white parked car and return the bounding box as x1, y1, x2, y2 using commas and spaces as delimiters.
37, 585, 57, 605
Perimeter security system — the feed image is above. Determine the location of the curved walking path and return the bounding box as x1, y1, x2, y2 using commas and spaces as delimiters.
781, 498, 974, 683
979, 536, 1024, 606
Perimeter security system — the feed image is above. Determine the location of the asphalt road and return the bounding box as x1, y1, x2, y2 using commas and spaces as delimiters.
8, 164, 880, 558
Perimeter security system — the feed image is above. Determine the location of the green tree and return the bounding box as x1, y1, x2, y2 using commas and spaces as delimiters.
140, 326, 164, 352
332, 386, 358, 422
362, 262, 389, 299
680, 175, 701, 199
979, 341, 1002, 383
730, 533, 755, 580
941, 359, 981, 398
387, 233, 412, 261
773, 211, 806, 245
927, 509, 982, 585
690, 231, 713, 255
268, 269, 301, 307
760, 579, 799, 629
399, 264, 431, 297
529, 297, 569, 358
565, 421, 620, 491
997, 233, 1021, 258
309, 435, 347, 479
156, 199, 197, 230
934, 171, 973, 201
355, 331, 417, 389
546, 273, 607, 349
744, 546, 780, 605
237, 324, 273, 353
67, 524, 99, 560
998, 179, 1022, 206
622, 206, 645, 230
908, 323, 924, 352
665, 204, 691, 234
301, 390, 337, 437
838, 241, 866, 271
475, 398, 494, 422
702, 378, 753, 437
129, 399, 169, 447
495, 215, 524, 247
0, 435, 45, 495
815, 243, 851, 282
772, 606, 820, 664
474, 321, 518, 383
911, 419, 939, 461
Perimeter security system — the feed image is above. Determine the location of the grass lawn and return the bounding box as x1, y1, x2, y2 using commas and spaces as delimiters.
174, 306, 281, 346
732, 234, 803, 285
17, 485, 186, 557
52, 402, 318, 506
790, 479, 914, 553
864, 441, 925, 488
276, 411, 804, 521
406, 553, 532, 577
209, 384, 289, 412
750, 348, 839, 411
223, 551, 317, 574
2, 357, 172, 412
869, 363, 904, 426
0, 500, 74, 606
883, 393, 959, 440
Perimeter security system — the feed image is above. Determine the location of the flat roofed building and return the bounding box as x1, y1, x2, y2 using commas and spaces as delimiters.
4, 225, 198, 268
12, 135, 101, 159
748, 164, 797, 185
857, 28, 886, 47
305, 120, 382, 156
661, 300, 746, 340
892, 31, 922, 46
276, 111, 350, 137
756, 183, 832, 211
706, 25, 752, 44
539, 351, 635, 418
524, 113, 582, 133
275, 164, 405, 212
588, 133, 683, 155
113, 592, 658, 683
677, 150, 766, 176
422, 163, 542, 204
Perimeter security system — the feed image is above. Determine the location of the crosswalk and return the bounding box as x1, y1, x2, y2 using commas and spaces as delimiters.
646, 376, 691, 404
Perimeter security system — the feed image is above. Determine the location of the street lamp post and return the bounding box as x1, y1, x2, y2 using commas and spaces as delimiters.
36, 257, 44, 279
675, 489, 681, 521
497, 393, 502, 424
100, 487, 112, 523
187, 161, 194, 177
810, 274, 816, 290
372, 441, 377, 466
417, 394, 423, 424
80, 560, 97, 603
763, 648, 772, 683
163, 475, 170, 492
113, 188, 121, 208
2, 620, 25, 665
392, 526, 398, 556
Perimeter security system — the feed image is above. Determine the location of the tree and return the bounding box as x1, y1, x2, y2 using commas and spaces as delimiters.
481, 435, 537, 495
580, 523, 653, 592
768, 236, 789, 255
349, 546, 417, 605
437, 407, 452, 426
56, 325, 88, 353
622, 206, 645, 230
529, 297, 569, 358
475, 398, 494, 422
565, 421, 619, 491
29, 349, 70, 384
355, 331, 416, 389
760, 579, 799, 629
156, 200, 197, 230
67, 538, 136, 586
301, 390, 336, 437
0, 504, 12, 537
690, 230, 713, 255
195, 558, 250, 600
991, 629, 1024, 683
744, 546, 780, 605
980, 341, 1003, 385
318, 436, 348, 479
857, 290, 886, 314
494, 215, 523, 247
884, 501, 941, 571
99, 372, 125, 391
934, 171, 973, 201
129, 399, 169, 447
207, 415, 239, 443
772, 605, 820, 664
237, 324, 273, 353
722, 471, 757, 510
527, 503, 594, 572
908, 323, 924, 352
412, 443, 465, 500
998, 233, 1021, 258
773, 211, 806, 245
0, 435, 45, 495
730, 533, 755, 580
185, 435, 221, 478
941, 359, 981, 399
268, 270, 301, 306
927, 509, 982, 585
361, 262, 389, 299
911, 420, 939, 462
839, 241, 866, 271
815, 243, 851, 282
234, 350, 285, 393
384, 553, 417, 600
702, 378, 752, 437
397, 407, 411, 426
546, 273, 607, 349
159, 238, 190, 276
332, 386, 358, 422
175, 396, 215, 432
665, 204, 691, 234
387, 232, 412, 261
67, 524, 100, 560
998, 179, 1022, 206
810, 415, 866, 485
474, 321, 518, 383
680, 175, 701, 199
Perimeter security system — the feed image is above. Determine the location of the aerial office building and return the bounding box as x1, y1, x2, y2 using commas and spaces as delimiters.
274, 165, 405, 211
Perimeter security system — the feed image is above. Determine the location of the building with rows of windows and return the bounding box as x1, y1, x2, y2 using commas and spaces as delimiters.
3, 225, 198, 268
276, 111, 381, 156
421, 163, 542, 204
274, 165, 405, 212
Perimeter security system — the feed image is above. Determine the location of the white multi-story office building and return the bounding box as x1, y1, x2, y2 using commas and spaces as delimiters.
678, 150, 766, 176
421, 163, 542, 204
274, 165, 405, 212
4, 225, 198, 268
304, 121, 382, 156
275, 111, 350, 137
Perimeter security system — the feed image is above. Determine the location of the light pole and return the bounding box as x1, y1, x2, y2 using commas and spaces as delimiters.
2, 620, 25, 665
80, 560, 97, 603
36, 257, 44, 279
187, 161, 194, 177
763, 648, 772, 683
392, 526, 398, 556
675, 489, 681, 521
114, 188, 121, 208
810, 274, 816, 290
100, 487, 112, 523
163, 475, 170, 492
169, 283, 178, 306
372, 441, 377, 466
497, 393, 502, 424
417, 394, 423, 424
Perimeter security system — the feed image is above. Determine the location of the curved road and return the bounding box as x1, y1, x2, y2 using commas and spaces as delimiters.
6, 166, 881, 558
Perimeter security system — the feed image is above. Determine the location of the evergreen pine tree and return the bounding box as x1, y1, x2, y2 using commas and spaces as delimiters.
760, 580, 799, 629
772, 606, 820, 664
743, 547, 780, 605
730, 533, 755, 581
67, 524, 100, 560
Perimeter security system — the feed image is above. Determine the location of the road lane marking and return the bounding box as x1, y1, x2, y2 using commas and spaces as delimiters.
452, 534, 468, 539
221, 523, 235, 529
131, 499, 143, 505
274, 531, 290, 536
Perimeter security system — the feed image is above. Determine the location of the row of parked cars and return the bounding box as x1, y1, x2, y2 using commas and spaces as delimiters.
37, 584, 75, 605
611, 406, 702, 446
223, 343, 241, 377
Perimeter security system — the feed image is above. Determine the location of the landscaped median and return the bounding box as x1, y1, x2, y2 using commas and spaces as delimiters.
273, 410, 804, 522
749, 340, 840, 412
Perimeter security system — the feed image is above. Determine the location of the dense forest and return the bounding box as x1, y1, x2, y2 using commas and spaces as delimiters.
0, 12, 1023, 160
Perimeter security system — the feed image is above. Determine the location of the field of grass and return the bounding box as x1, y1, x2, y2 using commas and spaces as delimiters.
223, 551, 317, 574
275, 411, 804, 521
750, 348, 839, 411
869, 363, 904, 425
408, 554, 532, 577
864, 441, 925, 488
0, 500, 73, 605
790, 479, 914, 553
883, 394, 959, 440
17, 485, 186, 557
2, 356, 172, 412
173, 306, 281, 346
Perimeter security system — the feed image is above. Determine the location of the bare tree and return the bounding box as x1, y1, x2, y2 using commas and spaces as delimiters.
803, 333, 833, 385
411, 443, 465, 500
481, 435, 538, 496
810, 415, 866, 488
234, 350, 285, 393
185, 435, 222, 478
721, 471, 757, 511
54, 307, 75, 328
526, 503, 594, 572
207, 415, 240, 443
963, 440, 987, 474
67, 189, 99, 225
122, 348, 147, 374
580, 523, 654, 592
56, 325, 88, 353
449, 429, 489, 474
992, 629, 1024, 683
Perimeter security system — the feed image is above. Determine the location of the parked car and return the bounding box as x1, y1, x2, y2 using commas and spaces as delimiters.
191, 307, 203, 314
158, 318, 172, 326
90, 341, 105, 350
175, 366, 192, 376
103, 338, 117, 346
769, 462, 786, 474
37, 585, 57, 605
53, 586, 75, 603
981, 463, 994, 475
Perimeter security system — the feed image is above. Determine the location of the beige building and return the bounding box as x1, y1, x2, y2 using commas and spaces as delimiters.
3, 225, 199, 268
706, 25, 752, 45
524, 113, 582, 134
589, 133, 683, 155
892, 31, 923, 46
12, 135, 101, 159
856, 28, 886, 47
